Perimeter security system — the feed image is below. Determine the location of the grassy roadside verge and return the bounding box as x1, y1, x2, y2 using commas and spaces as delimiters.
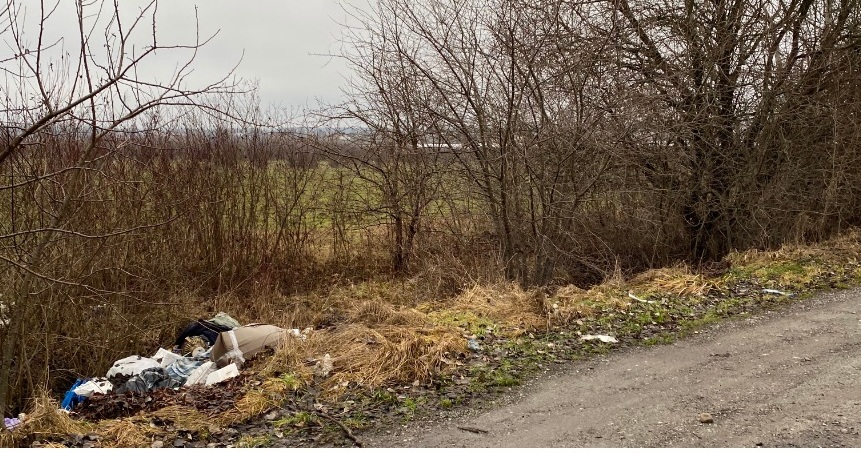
5, 231, 861, 447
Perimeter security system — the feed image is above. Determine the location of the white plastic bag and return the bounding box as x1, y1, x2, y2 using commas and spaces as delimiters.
313, 354, 334, 377
184, 361, 217, 387
106, 356, 160, 378
73, 379, 113, 397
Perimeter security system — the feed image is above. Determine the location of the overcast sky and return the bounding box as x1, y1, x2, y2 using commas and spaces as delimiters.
157, 0, 354, 108
2, 1, 361, 111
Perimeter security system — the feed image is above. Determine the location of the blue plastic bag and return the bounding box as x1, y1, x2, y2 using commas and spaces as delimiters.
60, 378, 88, 411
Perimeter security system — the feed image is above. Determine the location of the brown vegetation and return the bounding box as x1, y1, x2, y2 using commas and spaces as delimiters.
2, 0, 861, 435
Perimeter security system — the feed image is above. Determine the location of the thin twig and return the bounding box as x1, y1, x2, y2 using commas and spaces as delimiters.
457, 426, 489, 434
317, 410, 364, 448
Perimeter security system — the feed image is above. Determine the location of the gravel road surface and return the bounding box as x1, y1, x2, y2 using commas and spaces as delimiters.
366, 289, 861, 447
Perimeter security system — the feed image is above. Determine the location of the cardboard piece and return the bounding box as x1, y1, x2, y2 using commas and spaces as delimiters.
211, 324, 286, 368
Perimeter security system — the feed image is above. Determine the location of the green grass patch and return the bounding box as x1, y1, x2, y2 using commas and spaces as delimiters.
277, 373, 303, 391
273, 412, 318, 429
236, 434, 274, 448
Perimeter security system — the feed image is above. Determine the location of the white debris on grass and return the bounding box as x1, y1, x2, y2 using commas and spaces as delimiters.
73, 379, 113, 397
184, 361, 217, 387
204, 363, 239, 386
106, 356, 161, 378
628, 291, 656, 304
580, 334, 619, 343
313, 353, 334, 378
152, 348, 183, 368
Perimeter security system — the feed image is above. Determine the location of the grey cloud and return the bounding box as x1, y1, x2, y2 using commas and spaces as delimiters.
154, 0, 353, 107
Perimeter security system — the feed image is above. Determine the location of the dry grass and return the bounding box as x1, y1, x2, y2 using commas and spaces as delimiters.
87, 403, 245, 448
0, 394, 219, 448
347, 298, 431, 327
91, 405, 217, 448
628, 265, 719, 297
728, 229, 861, 267
0, 395, 89, 447
265, 323, 463, 399
96, 419, 155, 448
728, 245, 821, 267
329, 325, 463, 389
546, 283, 631, 325
217, 391, 275, 426
151, 406, 214, 432
24, 229, 861, 445
423, 282, 548, 335
547, 285, 598, 324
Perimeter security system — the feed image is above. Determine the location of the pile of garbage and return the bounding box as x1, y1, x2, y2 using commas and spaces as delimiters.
59, 313, 302, 415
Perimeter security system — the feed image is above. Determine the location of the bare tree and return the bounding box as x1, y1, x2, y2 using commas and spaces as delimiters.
0, 0, 239, 417
603, 0, 861, 260
339, 0, 861, 284
339, 0, 628, 286
321, 1, 456, 275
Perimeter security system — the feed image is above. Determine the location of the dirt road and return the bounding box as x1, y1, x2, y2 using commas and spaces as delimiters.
367, 289, 861, 447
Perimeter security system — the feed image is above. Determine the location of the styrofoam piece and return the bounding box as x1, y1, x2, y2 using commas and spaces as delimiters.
580, 334, 618, 343
151, 348, 183, 368
204, 363, 239, 386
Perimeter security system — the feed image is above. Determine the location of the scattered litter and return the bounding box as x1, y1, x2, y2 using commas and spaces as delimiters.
164, 357, 205, 383
191, 346, 211, 361
4, 416, 23, 430
762, 289, 793, 297
209, 312, 241, 330
212, 324, 287, 368
184, 361, 217, 387
115, 367, 182, 394
204, 363, 239, 386
467, 338, 482, 352
313, 354, 334, 378
61, 379, 88, 410
289, 328, 308, 340
152, 348, 183, 368
174, 312, 241, 352
52, 313, 307, 420
106, 356, 160, 379
628, 291, 655, 304
73, 379, 113, 398
580, 334, 618, 344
